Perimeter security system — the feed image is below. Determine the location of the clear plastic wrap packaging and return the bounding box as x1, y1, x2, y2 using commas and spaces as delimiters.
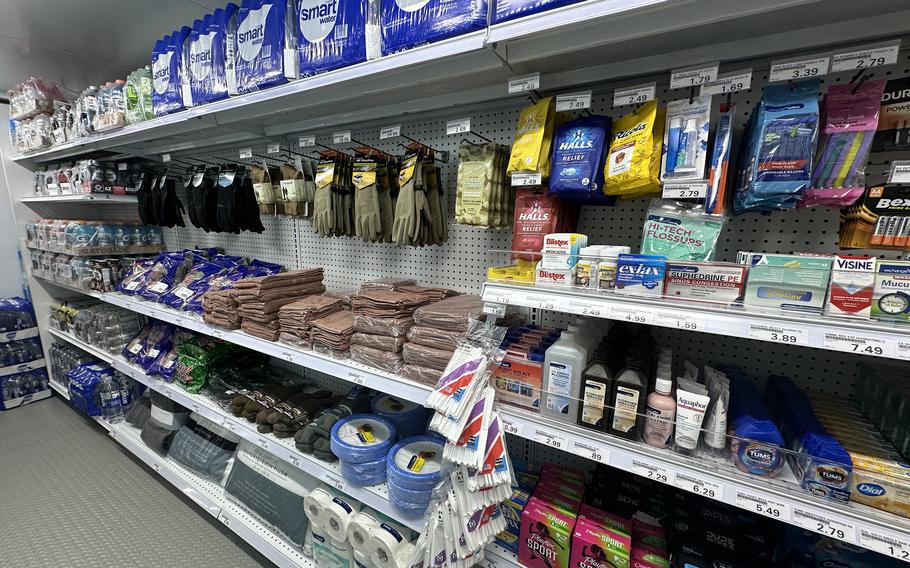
313, 342, 350, 360
359, 277, 416, 292
413, 294, 483, 332
350, 344, 404, 374
353, 314, 413, 337
406, 325, 464, 352
380, 0, 487, 55
402, 342, 454, 372
352, 332, 406, 353
279, 332, 313, 350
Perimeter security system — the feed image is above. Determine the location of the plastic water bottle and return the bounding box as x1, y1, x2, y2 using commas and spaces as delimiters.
115, 372, 133, 414
98, 375, 123, 424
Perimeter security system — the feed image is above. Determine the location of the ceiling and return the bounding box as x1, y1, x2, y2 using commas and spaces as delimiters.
0, 0, 223, 95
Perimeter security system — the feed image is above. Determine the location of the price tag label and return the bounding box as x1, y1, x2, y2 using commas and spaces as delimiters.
162, 153, 171, 163
172, 316, 184, 327
823, 332, 893, 357
333, 131, 351, 144
657, 312, 706, 332
509, 73, 540, 94
662, 182, 708, 199
831, 41, 901, 71
791, 507, 856, 543
211, 329, 225, 339
501, 418, 522, 437
258, 437, 270, 450
699, 69, 753, 96
163, 390, 172, 399
446, 118, 471, 135
290, 456, 301, 468
571, 440, 610, 464
153, 463, 161, 473
347, 372, 366, 386
279, 350, 297, 363
483, 303, 507, 317
511, 172, 542, 187
224, 421, 237, 433
630, 459, 670, 484
564, 300, 605, 318
889, 161, 910, 184
735, 490, 790, 521
748, 322, 809, 346
526, 294, 558, 310
669, 62, 719, 89
239, 148, 253, 159
323, 472, 345, 491
533, 428, 568, 451
768, 56, 830, 82
612, 307, 656, 325
117, 163, 128, 171
299, 135, 316, 148
191, 404, 200, 414
219, 512, 232, 529
555, 91, 593, 112
380, 125, 401, 139
859, 528, 910, 562
674, 471, 723, 501
267, 143, 281, 154
482, 289, 512, 305
613, 82, 656, 107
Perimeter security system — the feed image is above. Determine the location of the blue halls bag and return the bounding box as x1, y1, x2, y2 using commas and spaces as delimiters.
235, 0, 298, 93
380, 0, 486, 55
548, 115, 614, 204
297, 0, 369, 76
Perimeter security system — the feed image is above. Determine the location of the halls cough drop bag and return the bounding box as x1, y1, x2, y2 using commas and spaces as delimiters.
603, 101, 665, 199
508, 97, 554, 175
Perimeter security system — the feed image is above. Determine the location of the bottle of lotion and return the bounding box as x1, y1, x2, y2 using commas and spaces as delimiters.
642, 374, 676, 448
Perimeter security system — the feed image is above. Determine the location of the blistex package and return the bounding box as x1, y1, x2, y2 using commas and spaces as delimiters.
733, 79, 819, 213
549, 115, 613, 204
152, 28, 191, 116
297, 0, 375, 76
187, 5, 238, 106
603, 101, 665, 200
640, 199, 726, 261
872, 260, 910, 322
492, 0, 581, 23
234, 0, 298, 94
739, 252, 832, 313
380, 0, 487, 55
661, 95, 711, 182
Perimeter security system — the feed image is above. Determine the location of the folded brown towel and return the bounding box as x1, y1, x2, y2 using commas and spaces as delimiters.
311, 311, 355, 351
351, 332, 406, 353
413, 294, 484, 332
351, 290, 429, 318
406, 325, 465, 351
233, 269, 324, 293
397, 284, 459, 303
350, 344, 403, 374
358, 277, 415, 292
402, 342, 454, 371
241, 320, 281, 342
352, 315, 414, 337
401, 363, 443, 386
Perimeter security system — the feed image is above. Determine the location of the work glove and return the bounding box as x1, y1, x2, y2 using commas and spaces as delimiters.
161, 176, 186, 228
301, 158, 316, 204
313, 159, 335, 236
354, 159, 381, 241
184, 168, 203, 229
411, 160, 433, 246
215, 168, 237, 233
136, 171, 154, 225
237, 172, 265, 233
435, 166, 448, 242
203, 167, 221, 232
191, 168, 209, 232
392, 154, 419, 246
423, 159, 442, 245
377, 165, 394, 243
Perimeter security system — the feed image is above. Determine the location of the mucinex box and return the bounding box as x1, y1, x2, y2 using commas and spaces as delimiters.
872, 260, 910, 322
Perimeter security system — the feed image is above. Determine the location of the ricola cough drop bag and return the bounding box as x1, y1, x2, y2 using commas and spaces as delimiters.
234, 0, 298, 94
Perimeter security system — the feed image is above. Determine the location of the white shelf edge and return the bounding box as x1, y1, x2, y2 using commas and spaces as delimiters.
0, 327, 39, 342
48, 379, 69, 400
482, 281, 910, 362
21, 194, 137, 204
41, 275, 910, 556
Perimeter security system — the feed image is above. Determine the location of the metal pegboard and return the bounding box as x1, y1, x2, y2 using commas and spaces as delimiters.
169, 214, 299, 268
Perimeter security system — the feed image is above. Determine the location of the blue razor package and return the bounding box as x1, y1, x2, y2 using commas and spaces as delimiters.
548, 115, 614, 204
188, 5, 237, 105
733, 79, 819, 214
492, 0, 582, 23
380, 0, 487, 55
235, 0, 297, 94
297, 0, 368, 76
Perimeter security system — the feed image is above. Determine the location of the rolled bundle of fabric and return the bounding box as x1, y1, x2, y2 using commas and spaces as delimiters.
279, 295, 344, 343
351, 333, 406, 353
402, 342, 454, 372
140, 390, 190, 455
167, 412, 241, 485
406, 326, 464, 352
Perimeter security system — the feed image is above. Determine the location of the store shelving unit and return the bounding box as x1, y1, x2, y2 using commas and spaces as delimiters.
21, 194, 137, 204
482, 282, 910, 361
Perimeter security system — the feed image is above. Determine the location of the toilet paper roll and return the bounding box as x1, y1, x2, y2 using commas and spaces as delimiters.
394, 543, 416, 568
354, 549, 374, 568
369, 521, 408, 568
321, 493, 364, 542
348, 510, 381, 552
304, 486, 332, 526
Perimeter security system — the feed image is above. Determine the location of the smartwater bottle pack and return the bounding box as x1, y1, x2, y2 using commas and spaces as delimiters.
492, 0, 581, 23
188, 5, 238, 105
152, 27, 191, 116
297, 0, 372, 76
548, 115, 612, 204
380, 0, 487, 55
235, 0, 298, 94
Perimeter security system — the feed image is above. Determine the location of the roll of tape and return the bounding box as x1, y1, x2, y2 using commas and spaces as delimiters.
341, 456, 388, 486
348, 510, 380, 552
371, 395, 428, 438
331, 414, 397, 464
321, 494, 363, 542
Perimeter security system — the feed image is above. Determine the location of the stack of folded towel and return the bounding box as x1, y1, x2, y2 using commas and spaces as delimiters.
278, 295, 344, 348
232, 269, 326, 341
310, 310, 356, 357
349, 289, 429, 373
402, 295, 483, 385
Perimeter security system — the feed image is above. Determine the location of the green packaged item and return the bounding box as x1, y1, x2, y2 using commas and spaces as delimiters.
640, 199, 727, 261
174, 338, 237, 394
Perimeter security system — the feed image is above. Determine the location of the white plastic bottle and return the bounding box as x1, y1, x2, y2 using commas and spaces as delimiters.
541, 330, 589, 422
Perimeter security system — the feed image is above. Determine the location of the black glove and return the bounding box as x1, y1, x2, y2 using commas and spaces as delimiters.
203, 167, 220, 232
216, 167, 238, 233
184, 167, 203, 229
191, 168, 209, 232
160, 176, 186, 228
136, 170, 155, 225
237, 172, 265, 233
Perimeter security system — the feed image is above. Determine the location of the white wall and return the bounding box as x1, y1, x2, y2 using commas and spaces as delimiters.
0, 103, 27, 298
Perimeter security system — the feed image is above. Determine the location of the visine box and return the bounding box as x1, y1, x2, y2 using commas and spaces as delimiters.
826, 255, 875, 318
740, 253, 832, 313
541, 233, 588, 270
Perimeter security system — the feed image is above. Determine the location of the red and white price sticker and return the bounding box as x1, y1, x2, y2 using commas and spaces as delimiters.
674, 471, 724, 501
571, 439, 610, 465
748, 322, 808, 346
823, 332, 893, 358
735, 490, 790, 521
630, 459, 671, 484
859, 528, 910, 562
791, 507, 857, 544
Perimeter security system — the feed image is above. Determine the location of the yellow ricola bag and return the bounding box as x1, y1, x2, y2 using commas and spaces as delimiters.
603, 101, 665, 199
508, 97, 554, 174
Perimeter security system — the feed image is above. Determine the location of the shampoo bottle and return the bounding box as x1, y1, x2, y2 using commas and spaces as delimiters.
642, 374, 676, 448
542, 330, 588, 422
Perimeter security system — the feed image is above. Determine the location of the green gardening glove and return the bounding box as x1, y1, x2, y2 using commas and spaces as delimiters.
354, 159, 381, 241
313, 160, 335, 236
393, 155, 419, 246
